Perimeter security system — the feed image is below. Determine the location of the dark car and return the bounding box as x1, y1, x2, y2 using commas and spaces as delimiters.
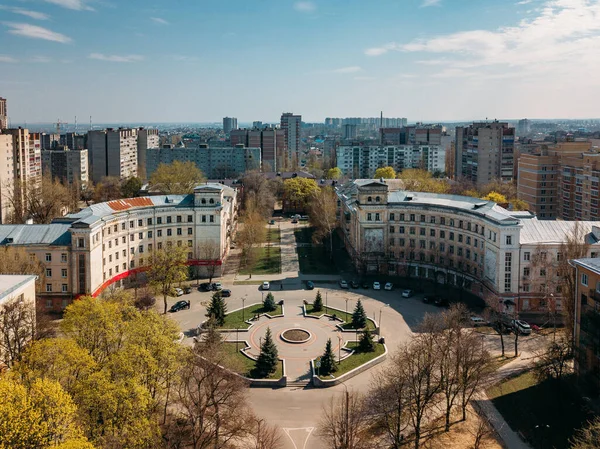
306, 281, 315, 290
434, 296, 449, 307
350, 280, 360, 289
361, 281, 370, 289
199, 282, 212, 291
169, 300, 190, 313
184, 286, 192, 294
422, 296, 432, 304
221, 289, 231, 297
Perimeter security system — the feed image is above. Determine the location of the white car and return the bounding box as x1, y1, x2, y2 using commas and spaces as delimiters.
512, 320, 532, 335
174, 287, 184, 297
401, 289, 413, 298
373, 282, 381, 290
470, 316, 487, 327
339, 280, 349, 289
212, 282, 222, 291
262, 281, 270, 290
384, 282, 393, 291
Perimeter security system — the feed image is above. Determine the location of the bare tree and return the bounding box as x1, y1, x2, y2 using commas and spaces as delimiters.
468, 413, 494, 449
318, 390, 373, 449
3, 176, 72, 224
236, 210, 266, 278
0, 246, 45, 289
244, 417, 283, 449
240, 171, 276, 218
198, 240, 222, 284
483, 294, 507, 357
458, 333, 492, 422
147, 246, 189, 314
0, 296, 36, 368
533, 335, 573, 382
570, 417, 600, 449
308, 186, 338, 258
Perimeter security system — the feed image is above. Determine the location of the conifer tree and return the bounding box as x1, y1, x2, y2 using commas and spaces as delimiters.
320, 338, 338, 375
358, 329, 375, 353
313, 290, 323, 312
205, 291, 227, 326
352, 299, 367, 329
263, 292, 277, 312
256, 327, 279, 377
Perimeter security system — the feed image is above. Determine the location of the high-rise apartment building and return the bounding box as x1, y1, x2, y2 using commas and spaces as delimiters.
136, 128, 159, 180
517, 119, 531, 137
517, 139, 600, 220
455, 121, 515, 187
0, 97, 8, 130
0, 134, 14, 223
280, 112, 301, 163
344, 124, 357, 140
223, 117, 238, 135
42, 147, 89, 186
88, 128, 138, 182
381, 124, 446, 146
61, 132, 85, 150
40, 133, 60, 150
252, 121, 263, 129
230, 127, 284, 170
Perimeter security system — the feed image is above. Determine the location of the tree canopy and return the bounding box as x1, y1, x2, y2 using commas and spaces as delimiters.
325, 167, 342, 180
146, 246, 189, 314
149, 161, 205, 194
398, 169, 450, 193
374, 166, 396, 179
283, 178, 320, 205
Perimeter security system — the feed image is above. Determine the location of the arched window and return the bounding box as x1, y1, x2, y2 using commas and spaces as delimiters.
209, 198, 215, 204
376, 196, 380, 202
367, 196, 372, 202
201, 198, 206, 204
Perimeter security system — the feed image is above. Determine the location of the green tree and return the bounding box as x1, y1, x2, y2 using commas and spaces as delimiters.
320, 338, 337, 375
325, 167, 342, 180
120, 176, 142, 198
263, 292, 277, 312
374, 166, 396, 179
147, 246, 189, 314
206, 291, 227, 326
256, 328, 279, 377
482, 191, 507, 204
149, 160, 205, 194
313, 290, 323, 312
398, 168, 451, 193
283, 177, 320, 211
358, 330, 375, 353
352, 299, 367, 329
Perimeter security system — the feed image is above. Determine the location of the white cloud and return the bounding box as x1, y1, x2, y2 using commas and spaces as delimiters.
0, 55, 18, 63
517, 0, 534, 4
29, 55, 52, 63
332, 66, 362, 73
4, 23, 72, 43
89, 53, 144, 62
0, 6, 50, 20
172, 55, 199, 62
364, 42, 400, 56
42, 0, 94, 11
294, 1, 316, 12
421, 0, 441, 6
151, 17, 169, 25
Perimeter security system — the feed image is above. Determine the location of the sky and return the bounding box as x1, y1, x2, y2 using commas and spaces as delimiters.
1, 0, 600, 123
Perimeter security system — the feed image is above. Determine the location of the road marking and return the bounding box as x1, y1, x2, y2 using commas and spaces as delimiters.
282, 427, 314, 449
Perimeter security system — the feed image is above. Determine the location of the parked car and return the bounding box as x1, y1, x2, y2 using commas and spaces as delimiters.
434, 296, 449, 307
169, 300, 190, 313
512, 320, 532, 335
422, 296, 432, 303
493, 321, 512, 334
291, 219, 298, 224
174, 288, 184, 297
401, 289, 413, 298
262, 281, 270, 290
183, 286, 192, 294
339, 280, 349, 289
221, 289, 231, 297
470, 316, 487, 327
199, 282, 212, 291
361, 281, 370, 289
269, 219, 275, 225
373, 282, 381, 290
350, 280, 360, 288
384, 282, 394, 291
306, 281, 314, 290
212, 282, 222, 291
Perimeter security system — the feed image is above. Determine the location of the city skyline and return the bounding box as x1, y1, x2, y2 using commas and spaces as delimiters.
1, 0, 600, 123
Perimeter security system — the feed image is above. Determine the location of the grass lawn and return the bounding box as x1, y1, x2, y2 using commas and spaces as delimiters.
297, 247, 338, 275
221, 303, 283, 329
221, 343, 283, 379
319, 342, 385, 379
239, 247, 281, 275
486, 371, 593, 449
305, 304, 376, 331
266, 227, 280, 242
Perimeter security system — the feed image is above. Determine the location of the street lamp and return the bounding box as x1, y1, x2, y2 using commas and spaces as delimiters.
338, 335, 343, 364
242, 295, 247, 324
379, 304, 390, 337
345, 298, 349, 317
326, 291, 329, 314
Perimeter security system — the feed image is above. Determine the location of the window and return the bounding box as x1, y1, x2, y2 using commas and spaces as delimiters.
440, 230, 445, 238
582, 273, 589, 286
61, 284, 68, 294
167, 216, 172, 224
167, 229, 172, 236
121, 222, 126, 230
61, 253, 67, 263
209, 198, 215, 205
419, 228, 425, 236
108, 241, 112, 249
430, 229, 435, 237
410, 214, 415, 221
188, 228, 193, 235
390, 226, 395, 233
506, 235, 512, 245
187, 215, 193, 223
390, 213, 395, 221
177, 228, 183, 236
202, 215, 207, 223
440, 217, 446, 225
46, 268, 52, 277
130, 220, 134, 228
138, 219, 143, 226
157, 217, 162, 224
177, 241, 182, 247
78, 238, 84, 248
430, 216, 436, 224
367, 196, 372, 202
556, 252, 562, 261
123, 249, 126, 257
458, 234, 463, 243
158, 242, 163, 250
420, 215, 425, 222
157, 230, 162, 237
130, 234, 135, 242
201, 198, 206, 204
177, 215, 182, 223
210, 215, 215, 223
540, 269, 546, 276
148, 243, 153, 252
139, 245, 144, 253
449, 232, 455, 241
367, 213, 372, 221
46, 284, 52, 292
524, 252, 530, 261
439, 243, 445, 252
409, 227, 416, 235
45, 253, 52, 262
61, 268, 67, 278
420, 240, 426, 249
400, 214, 405, 221
375, 196, 380, 202
399, 226, 405, 234
138, 232, 143, 239
148, 231, 153, 238
122, 236, 126, 243
147, 218, 153, 225
523, 267, 530, 277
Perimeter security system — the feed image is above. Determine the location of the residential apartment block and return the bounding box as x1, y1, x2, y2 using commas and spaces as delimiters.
146, 144, 261, 180
0, 97, 6, 130
336, 144, 446, 178
0, 134, 14, 223
280, 112, 301, 164
88, 128, 138, 182
230, 127, 284, 170
455, 121, 515, 187
337, 179, 600, 319
137, 128, 159, 180
572, 258, 600, 388
223, 117, 238, 135
517, 139, 600, 220
42, 147, 89, 186
0, 183, 238, 312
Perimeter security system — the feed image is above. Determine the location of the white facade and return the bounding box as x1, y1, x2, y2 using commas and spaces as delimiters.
336, 144, 446, 178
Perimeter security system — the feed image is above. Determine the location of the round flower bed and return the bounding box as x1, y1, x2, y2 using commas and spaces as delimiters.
281, 328, 311, 344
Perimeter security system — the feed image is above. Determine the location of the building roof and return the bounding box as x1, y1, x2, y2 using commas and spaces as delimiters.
518, 218, 600, 246
571, 258, 600, 274
0, 224, 72, 246
263, 171, 316, 180
0, 275, 37, 301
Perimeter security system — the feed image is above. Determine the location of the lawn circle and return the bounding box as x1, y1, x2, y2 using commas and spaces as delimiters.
280, 328, 312, 344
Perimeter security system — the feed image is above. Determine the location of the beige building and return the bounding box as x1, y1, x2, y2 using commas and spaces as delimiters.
88, 128, 138, 182
337, 179, 600, 320
517, 139, 600, 220
0, 134, 14, 223
0, 183, 238, 312
0, 97, 7, 130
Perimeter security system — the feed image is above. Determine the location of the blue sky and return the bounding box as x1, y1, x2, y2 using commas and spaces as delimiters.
1, 0, 599, 123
